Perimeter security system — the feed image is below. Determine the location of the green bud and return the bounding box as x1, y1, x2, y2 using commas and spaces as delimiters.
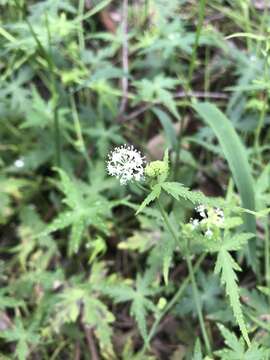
145, 160, 169, 179
157, 297, 167, 310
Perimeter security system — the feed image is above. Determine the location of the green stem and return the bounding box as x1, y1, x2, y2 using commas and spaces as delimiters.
173, 0, 206, 179
78, 0, 85, 52
255, 97, 267, 161
188, 0, 207, 84
185, 247, 211, 354
44, 13, 61, 167
69, 93, 91, 169
157, 199, 178, 240
241, 2, 252, 51
53, 102, 61, 167
141, 253, 205, 354
265, 220, 270, 291
156, 199, 212, 355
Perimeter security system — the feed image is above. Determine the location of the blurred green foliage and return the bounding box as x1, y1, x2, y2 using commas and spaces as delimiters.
0, 0, 270, 359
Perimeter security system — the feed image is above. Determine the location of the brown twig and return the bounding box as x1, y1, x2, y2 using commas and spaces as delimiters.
119, 103, 150, 122
74, 340, 81, 360
174, 90, 228, 99
119, 90, 228, 122
119, 0, 129, 115
82, 324, 100, 360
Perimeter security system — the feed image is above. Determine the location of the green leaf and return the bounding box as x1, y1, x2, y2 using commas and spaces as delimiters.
152, 107, 178, 150
214, 249, 250, 345
103, 273, 157, 342
54, 167, 81, 208
223, 233, 254, 252
192, 102, 256, 269
42, 211, 74, 235
0, 318, 39, 360
161, 232, 176, 285
83, 298, 115, 358
161, 182, 221, 206
193, 339, 203, 360
216, 324, 269, 360
136, 184, 161, 215
77, 0, 113, 22
102, 285, 135, 303
216, 324, 245, 358
69, 217, 85, 255
130, 297, 148, 341
39, 169, 112, 255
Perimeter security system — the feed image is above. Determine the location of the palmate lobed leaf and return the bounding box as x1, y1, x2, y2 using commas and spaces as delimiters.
216, 324, 269, 360
0, 318, 40, 360
39, 169, 112, 255
83, 297, 115, 359
53, 284, 116, 359
204, 233, 253, 253
103, 272, 157, 342
222, 233, 254, 252
136, 181, 223, 215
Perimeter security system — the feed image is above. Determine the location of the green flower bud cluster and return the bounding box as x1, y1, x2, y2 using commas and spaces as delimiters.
145, 160, 169, 179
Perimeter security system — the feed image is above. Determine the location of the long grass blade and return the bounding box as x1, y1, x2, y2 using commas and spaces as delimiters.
192, 101, 257, 270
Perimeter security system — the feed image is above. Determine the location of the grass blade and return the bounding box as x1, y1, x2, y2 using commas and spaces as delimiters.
192, 101, 256, 270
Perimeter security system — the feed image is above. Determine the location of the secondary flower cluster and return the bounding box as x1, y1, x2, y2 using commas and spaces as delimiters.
190, 205, 224, 238
107, 145, 145, 185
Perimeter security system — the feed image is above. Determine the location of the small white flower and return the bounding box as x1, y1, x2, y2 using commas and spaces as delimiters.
195, 205, 206, 218
215, 207, 224, 217
205, 228, 213, 238
168, 33, 176, 40
14, 159, 24, 168
214, 208, 224, 225
190, 218, 200, 229
107, 144, 145, 185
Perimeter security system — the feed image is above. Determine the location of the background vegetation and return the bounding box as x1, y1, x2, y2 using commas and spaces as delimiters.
0, 0, 270, 359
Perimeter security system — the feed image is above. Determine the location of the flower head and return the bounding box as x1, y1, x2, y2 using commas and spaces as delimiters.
205, 228, 213, 238
14, 159, 24, 169
195, 205, 207, 218
190, 218, 199, 229
191, 205, 224, 238
107, 144, 145, 185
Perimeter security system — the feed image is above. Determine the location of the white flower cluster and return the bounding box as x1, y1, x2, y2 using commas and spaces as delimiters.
190, 205, 224, 238
107, 144, 145, 185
